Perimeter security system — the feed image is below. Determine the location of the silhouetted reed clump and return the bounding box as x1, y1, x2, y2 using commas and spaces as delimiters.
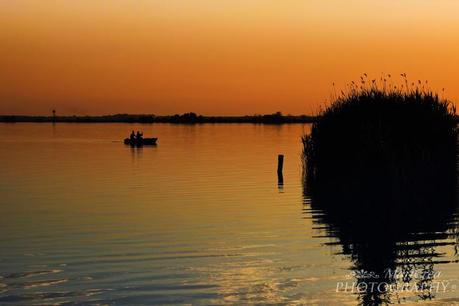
303, 75, 457, 212
302, 75, 458, 305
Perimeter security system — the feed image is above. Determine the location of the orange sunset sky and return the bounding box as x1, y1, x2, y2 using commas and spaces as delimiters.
1, 1, 459, 115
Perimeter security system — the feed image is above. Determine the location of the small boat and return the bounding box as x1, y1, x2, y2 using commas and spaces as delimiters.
124, 137, 158, 146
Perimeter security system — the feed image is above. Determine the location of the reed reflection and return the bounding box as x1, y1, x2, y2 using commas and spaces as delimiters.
303, 171, 459, 304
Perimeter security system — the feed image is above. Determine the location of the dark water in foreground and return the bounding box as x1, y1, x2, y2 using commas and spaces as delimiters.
0, 123, 458, 305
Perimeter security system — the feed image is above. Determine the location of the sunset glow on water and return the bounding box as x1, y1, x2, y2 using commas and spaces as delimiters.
0, 124, 458, 304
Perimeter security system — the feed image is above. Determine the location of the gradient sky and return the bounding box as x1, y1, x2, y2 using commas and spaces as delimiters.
1, 1, 459, 115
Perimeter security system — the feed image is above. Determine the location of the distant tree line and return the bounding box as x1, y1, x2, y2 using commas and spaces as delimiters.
0, 112, 316, 124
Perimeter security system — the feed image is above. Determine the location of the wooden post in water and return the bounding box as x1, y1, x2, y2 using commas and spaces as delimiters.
277, 154, 284, 186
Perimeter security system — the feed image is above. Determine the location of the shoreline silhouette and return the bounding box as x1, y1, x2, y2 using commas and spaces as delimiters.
0, 112, 315, 124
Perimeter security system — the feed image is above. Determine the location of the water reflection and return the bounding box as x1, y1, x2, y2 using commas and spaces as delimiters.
303, 147, 459, 305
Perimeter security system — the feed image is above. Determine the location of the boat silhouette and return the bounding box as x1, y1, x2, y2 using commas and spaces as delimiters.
124, 137, 157, 146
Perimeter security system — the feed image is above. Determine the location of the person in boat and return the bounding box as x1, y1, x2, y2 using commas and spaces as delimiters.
136, 131, 143, 142
130, 131, 135, 142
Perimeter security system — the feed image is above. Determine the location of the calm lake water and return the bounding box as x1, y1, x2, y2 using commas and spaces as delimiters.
0, 123, 458, 305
